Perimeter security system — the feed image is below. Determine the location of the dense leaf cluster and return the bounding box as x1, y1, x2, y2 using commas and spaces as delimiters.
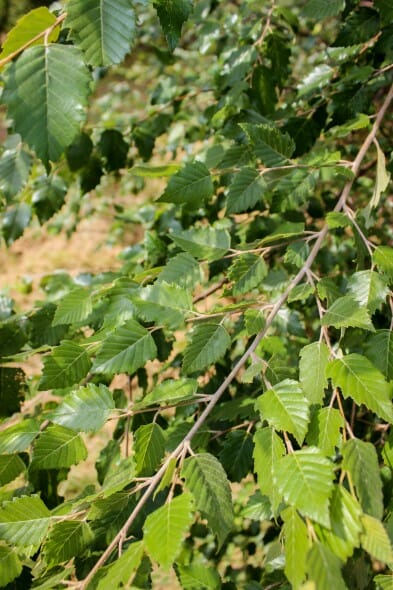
0, 0, 392, 588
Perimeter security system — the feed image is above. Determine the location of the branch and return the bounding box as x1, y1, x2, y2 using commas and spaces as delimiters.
78, 81, 393, 590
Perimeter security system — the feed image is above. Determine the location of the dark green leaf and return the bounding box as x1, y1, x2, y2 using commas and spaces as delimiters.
182, 453, 234, 548
1, 202, 31, 245
226, 167, 267, 213
183, 323, 231, 374
342, 438, 383, 519
228, 254, 267, 295
66, 0, 136, 66
158, 253, 201, 289
0, 454, 26, 486
136, 281, 193, 329
52, 287, 92, 326
3, 44, 90, 167
158, 161, 214, 209
303, 0, 345, 18
0, 366, 25, 417
219, 430, 254, 482
134, 423, 166, 476
365, 330, 393, 380
154, 0, 193, 51
43, 521, 93, 565
0, 141, 32, 202
0, 544, 22, 587
99, 129, 129, 172
39, 340, 92, 390
240, 123, 295, 167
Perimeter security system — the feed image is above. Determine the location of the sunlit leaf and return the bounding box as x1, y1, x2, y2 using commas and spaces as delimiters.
96, 541, 144, 590
253, 427, 285, 512
0, 496, 51, 546
0, 7, 59, 61
282, 506, 309, 588
321, 295, 375, 331
306, 407, 344, 456
31, 424, 87, 470
39, 340, 92, 390
360, 514, 393, 564
306, 544, 347, 590
49, 384, 114, 432
0, 544, 22, 587
299, 342, 330, 404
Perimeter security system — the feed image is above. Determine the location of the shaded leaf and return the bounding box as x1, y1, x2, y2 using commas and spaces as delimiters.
102, 455, 136, 496
219, 430, 254, 482
298, 65, 334, 97
0, 544, 22, 587
241, 123, 295, 167
326, 354, 393, 423
342, 438, 383, 519
31, 424, 87, 470
0, 141, 32, 202
49, 384, 114, 432
43, 521, 94, 566
157, 252, 201, 289
365, 330, 393, 380
303, 0, 345, 18
136, 281, 193, 329
257, 379, 310, 445
3, 44, 90, 167
158, 161, 214, 209
144, 493, 194, 569
39, 340, 92, 390
228, 254, 267, 295
92, 319, 157, 375
274, 447, 335, 527
1, 202, 31, 245
66, 0, 136, 66
226, 167, 267, 213
0, 495, 51, 546
154, 0, 193, 51
140, 378, 198, 408
0, 454, 26, 486
182, 453, 234, 548
183, 323, 231, 374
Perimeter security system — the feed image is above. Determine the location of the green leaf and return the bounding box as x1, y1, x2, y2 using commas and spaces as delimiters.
0, 366, 25, 418
314, 485, 362, 561
299, 342, 330, 404
134, 423, 166, 476
306, 407, 344, 456
52, 287, 92, 326
375, 574, 393, 590
228, 254, 267, 295
342, 438, 383, 519
0, 454, 26, 485
287, 283, 314, 303
92, 319, 157, 375
256, 379, 310, 445
31, 424, 87, 470
326, 211, 351, 230
326, 354, 393, 423
66, 0, 136, 66
136, 281, 193, 329
158, 253, 201, 289
253, 427, 285, 511
49, 384, 114, 432
306, 544, 347, 590
360, 514, 393, 564
369, 139, 390, 210
177, 561, 221, 589
144, 493, 194, 569
158, 161, 214, 209
274, 448, 335, 527
347, 271, 389, 315
154, 0, 193, 51
240, 123, 295, 167
373, 246, 393, 279
282, 506, 309, 589
101, 455, 136, 496
43, 521, 94, 566
0, 419, 40, 454
183, 323, 231, 374
321, 295, 375, 331
0, 7, 59, 61
0, 544, 22, 587
182, 453, 234, 548
39, 341, 92, 390
1, 202, 32, 245
303, 0, 345, 18
3, 44, 90, 167
130, 164, 181, 177
170, 226, 231, 262
140, 378, 198, 408
0, 495, 51, 546
96, 541, 144, 590
219, 430, 254, 482
226, 167, 267, 213
0, 141, 32, 202
365, 330, 393, 380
